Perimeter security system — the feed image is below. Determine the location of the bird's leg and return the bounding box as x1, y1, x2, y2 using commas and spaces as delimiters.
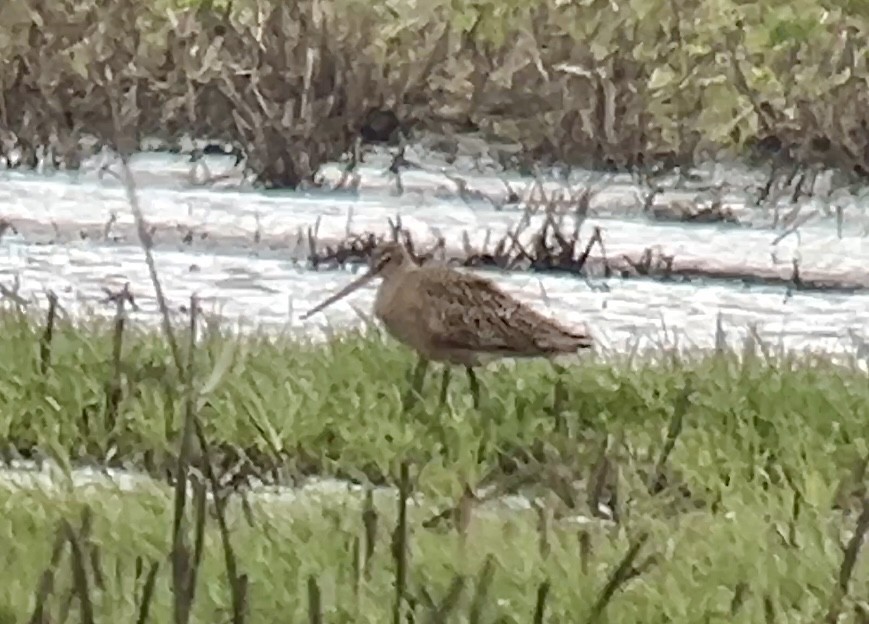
401, 356, 429, 411
465, 367, 480, 409
438, 366, 452, 406
550, 361, 568, 433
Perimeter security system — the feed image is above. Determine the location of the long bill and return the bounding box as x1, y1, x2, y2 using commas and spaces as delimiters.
300, 267, 381, 320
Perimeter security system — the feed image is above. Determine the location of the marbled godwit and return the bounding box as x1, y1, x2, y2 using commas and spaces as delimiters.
301, 241, 594, 408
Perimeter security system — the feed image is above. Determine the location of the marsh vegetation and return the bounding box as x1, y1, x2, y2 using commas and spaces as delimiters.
2, 0, 868, 188
1, 1, 868, 621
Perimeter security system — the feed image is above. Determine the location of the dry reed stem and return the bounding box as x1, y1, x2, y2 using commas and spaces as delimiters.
38, 291, 58, 375
64, 516, 95, 624
468, 555, 496, 623
79, 509, 104, 592
427, 575, 465, 623
169, 299, 202, 624
533, 581, 550, 624
825, 488, 869, 622
578, 530, 592, 575
307, 576, 322, 624
764, 594, 777, 624
106, 108, 212, 621
647, 379, 691, 495
537, 502, 551, 560
105, 283, 131, 434
730, 581, 749, 616
585, 532, 656, 623
392, 461, 411, 624
135, 560, 161, 624
27, 522, 68, 624
587, 435, 614, 521
362, 487, 378, 578
194, 410, 249, 623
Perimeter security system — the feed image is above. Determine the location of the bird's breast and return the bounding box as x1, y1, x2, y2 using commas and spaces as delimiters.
373, 274, 431, 349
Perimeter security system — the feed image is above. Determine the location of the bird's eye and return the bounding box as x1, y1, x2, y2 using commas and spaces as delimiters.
373, 252, 390, 269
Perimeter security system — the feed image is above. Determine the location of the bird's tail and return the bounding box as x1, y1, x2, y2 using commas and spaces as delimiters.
537, 323, 595, 354
571, 331, 595, 350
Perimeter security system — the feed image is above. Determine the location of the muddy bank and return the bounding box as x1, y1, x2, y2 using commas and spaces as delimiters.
3, 207, 867, 294
305, 224, 869, 294
2, 0, 868, 188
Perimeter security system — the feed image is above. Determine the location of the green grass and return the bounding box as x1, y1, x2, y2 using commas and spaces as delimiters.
1, 307, 866, 491
0, 306, 865, 622
0, 475, 862, 623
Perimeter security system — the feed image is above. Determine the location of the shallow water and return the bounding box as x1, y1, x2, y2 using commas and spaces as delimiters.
1, 149, 869, 355
0, 458, 606, 525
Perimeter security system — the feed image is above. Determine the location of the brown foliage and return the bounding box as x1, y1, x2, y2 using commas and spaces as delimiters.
0, 0, 419, 187
311, 212, 869, 294
1, 0, 868, 186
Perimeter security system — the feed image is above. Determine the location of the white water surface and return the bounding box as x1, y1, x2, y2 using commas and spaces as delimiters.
1, 150, 868, 355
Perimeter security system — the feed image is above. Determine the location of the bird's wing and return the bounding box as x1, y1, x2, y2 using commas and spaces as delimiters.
417, 270, 542, 354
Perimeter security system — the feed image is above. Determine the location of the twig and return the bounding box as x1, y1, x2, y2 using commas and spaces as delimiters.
426, 574, 465, 624
105, 283, 130, 432
730, 581, 749, 615
585, 533, 655, 623
468, 555, 496, 624
27, 522, 68, 624
64, 518, 95, 624
648, 380, 691, 494
38, 291, 58, 375
579, 530, 592, 575
169, 295, 203, 624
114, 161, 182, 372
533, 581, 550, 624
195, 416, 248, 624
825, 493, 869, 622
135, 560, 161, 624
392, 461, 411, 624
588, 435, 614, 520
362, 487, 378, 577
307, 576, 322, 624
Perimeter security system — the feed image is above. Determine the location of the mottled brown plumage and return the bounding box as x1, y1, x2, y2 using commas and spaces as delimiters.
301, 241, 594, 407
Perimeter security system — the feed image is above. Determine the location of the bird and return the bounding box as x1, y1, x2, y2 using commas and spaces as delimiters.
301, 241, 594, 409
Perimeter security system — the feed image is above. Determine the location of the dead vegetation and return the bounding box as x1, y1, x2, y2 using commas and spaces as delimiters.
0, 0, 415, 188
1, 0, 868, 187
308, 220, 869, 294
2, 162, 865, 296
305, 183, 869, 294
